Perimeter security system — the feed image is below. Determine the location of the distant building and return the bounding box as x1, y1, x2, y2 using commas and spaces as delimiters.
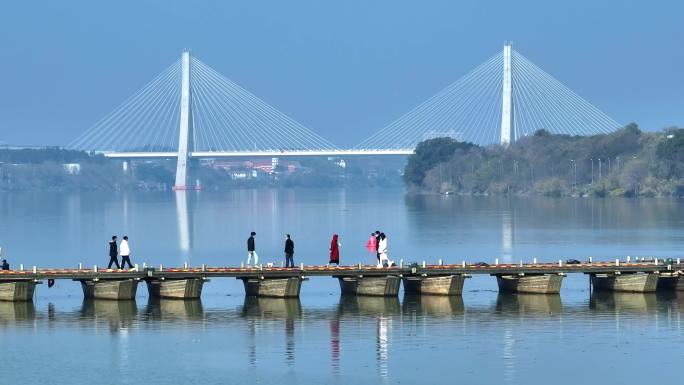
326, 157, 347, 169
62, 163, 81, 175
230, 171, 249, 180
211, 160, 251, 171
205, 158, 299, 176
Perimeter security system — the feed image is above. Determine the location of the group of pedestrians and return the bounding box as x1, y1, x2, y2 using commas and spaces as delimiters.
107, 235, 136, 270
244, 231, 388, 268
367, 230, 390, 267
7, 230, 389, 272
246, 231, 296, 268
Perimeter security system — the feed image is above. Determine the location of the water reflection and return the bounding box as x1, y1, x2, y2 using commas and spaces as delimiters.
402, 294, 465, 317
590, 292, 659, 313
2, 289, 684, 385
502, 210, 513, 262
336, 296, 399, 379
495, 293, 563, 315
80, 299, 138, 333
330, 318, 340, 375
241, 297, 303, 319
175, 191, 191, 257
337, 295, 401, 316
144, 298, 205, 321
241, 297, 302, 367
0, 301, 36, 325
377, 314, 390, 378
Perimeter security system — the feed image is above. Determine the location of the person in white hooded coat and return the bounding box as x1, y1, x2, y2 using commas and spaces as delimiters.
378, 233, 389, 267
120, 235, 135, 270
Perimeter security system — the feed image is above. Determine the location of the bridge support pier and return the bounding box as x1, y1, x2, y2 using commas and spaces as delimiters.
590, 272, 659, 293
78, 279, 140, 300
146, 278, 208, 299
0, 279, 41, 301
240, 277, 304, 298
495, 273, 564, 294
337, 276, 401, 297
655, 272, 684, 290
402, 274, 470, 295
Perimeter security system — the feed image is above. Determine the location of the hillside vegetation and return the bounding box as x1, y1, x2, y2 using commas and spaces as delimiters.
404, 123, 684, 197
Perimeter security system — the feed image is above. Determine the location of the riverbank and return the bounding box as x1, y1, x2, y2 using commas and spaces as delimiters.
403, 123, 684, 197
0, 148, 404, 191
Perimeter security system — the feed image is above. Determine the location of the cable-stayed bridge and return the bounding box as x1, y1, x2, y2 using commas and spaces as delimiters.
69, 43, 622, 189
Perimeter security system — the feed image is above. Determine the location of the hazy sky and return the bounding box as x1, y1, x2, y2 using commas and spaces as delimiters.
0, 0, 682, 147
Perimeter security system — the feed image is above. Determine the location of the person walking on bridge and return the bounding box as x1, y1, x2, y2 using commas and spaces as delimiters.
374, 230, 381, 264
328, 234, 340, 267
1, 259, 9, 270
247, 231, 258, 267
284, 234, 295, 268
120, 235, 134, 270
378, 233, 389, 267
107, 235, 120, 270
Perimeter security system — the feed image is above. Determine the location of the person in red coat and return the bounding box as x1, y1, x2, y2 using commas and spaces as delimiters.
328, 234, 340, 266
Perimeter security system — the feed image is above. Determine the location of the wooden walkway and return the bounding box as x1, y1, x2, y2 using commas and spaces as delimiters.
1, 259, 682, 301
0, 260, 678, 280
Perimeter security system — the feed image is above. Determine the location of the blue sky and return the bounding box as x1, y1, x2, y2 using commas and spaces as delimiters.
0, 0, 682, 147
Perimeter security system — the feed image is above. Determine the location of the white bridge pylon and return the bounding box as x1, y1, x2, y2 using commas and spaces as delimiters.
68, 49, 370, 189
356, 42, 622, 150
70, 44, 623, 188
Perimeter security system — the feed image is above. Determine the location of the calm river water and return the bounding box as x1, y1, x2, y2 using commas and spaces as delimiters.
1, 189, 684, 384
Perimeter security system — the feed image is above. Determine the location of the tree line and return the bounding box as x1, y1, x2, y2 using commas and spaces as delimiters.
0, 148, 404, 191
404, 123, 684, 197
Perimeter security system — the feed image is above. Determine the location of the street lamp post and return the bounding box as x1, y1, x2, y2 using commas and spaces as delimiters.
570, 159, 576, 187
590, 158, 594, 185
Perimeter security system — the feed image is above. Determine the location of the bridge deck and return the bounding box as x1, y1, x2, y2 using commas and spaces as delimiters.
102, 150, 414, 159
0, 261, 677, 281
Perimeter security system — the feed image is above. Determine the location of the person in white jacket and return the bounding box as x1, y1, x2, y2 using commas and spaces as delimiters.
120, 235, 135, 270
378, 233, 389, 267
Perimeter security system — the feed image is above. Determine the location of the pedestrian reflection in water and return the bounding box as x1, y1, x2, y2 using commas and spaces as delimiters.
377, 315, 390, 378
241, 297, 302, 367
286, 317, 295, 365
330, 319, 340, 375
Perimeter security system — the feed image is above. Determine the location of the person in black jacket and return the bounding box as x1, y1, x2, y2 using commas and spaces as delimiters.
247, 231, 258, 267
284, 234, 295, 268
374, 230, 381, 264
1, 259, 9, 270
107, 235, 120, 269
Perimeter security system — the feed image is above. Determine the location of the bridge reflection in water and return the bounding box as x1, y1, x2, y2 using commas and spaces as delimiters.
3, 292, 684, 380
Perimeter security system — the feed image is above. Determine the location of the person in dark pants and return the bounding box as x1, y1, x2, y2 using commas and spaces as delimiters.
108, 235, 120, 269
1, 259, 9, 270
120, 235, 134, 269
247, 231, 258, 267
284, 234, 295, 268
374, 230, 381, 264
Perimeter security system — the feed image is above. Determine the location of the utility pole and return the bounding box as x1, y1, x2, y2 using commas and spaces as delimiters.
570, 159, 576, 186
